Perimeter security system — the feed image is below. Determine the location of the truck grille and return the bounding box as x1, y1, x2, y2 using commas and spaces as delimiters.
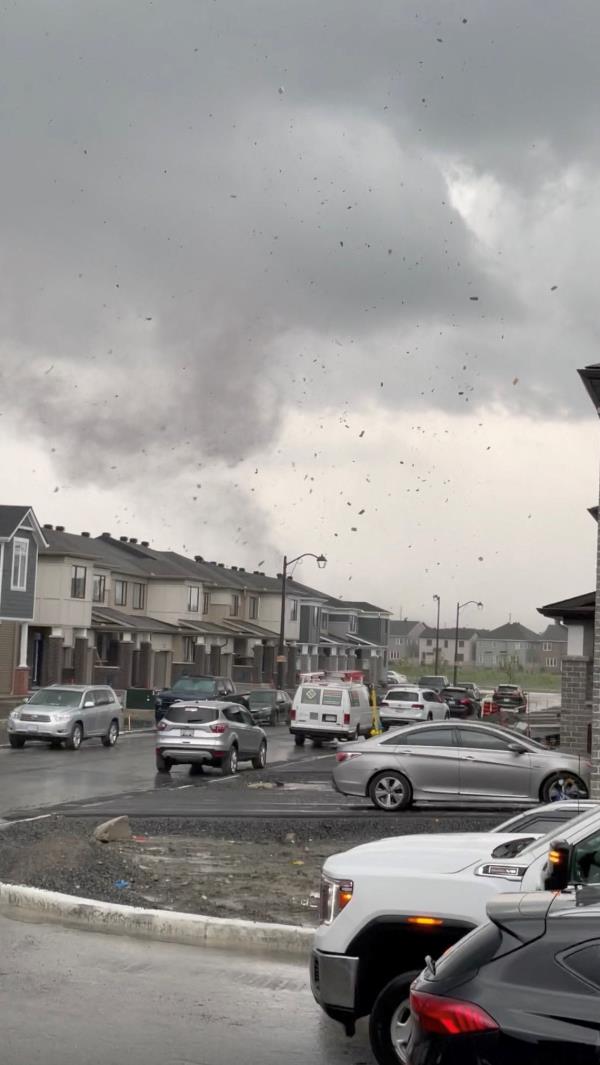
21, 712, 51, 722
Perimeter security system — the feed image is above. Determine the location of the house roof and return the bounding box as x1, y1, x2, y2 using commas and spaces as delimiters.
91, 607, 180, 633
390, 620, 423, 636
538, 591, 595, 621
334, 600, 392, 615
482, 621, 540, 642
539, 623, 568, 642
0, 506, 48, 547
420, 627, 479, 640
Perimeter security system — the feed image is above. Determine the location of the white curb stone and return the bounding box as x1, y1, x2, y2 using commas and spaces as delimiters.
0, 882, 315, 957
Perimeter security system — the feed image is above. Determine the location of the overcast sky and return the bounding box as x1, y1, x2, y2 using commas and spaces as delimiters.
2, 0, 599, 630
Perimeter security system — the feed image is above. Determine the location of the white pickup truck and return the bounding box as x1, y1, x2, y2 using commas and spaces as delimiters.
310, 800, 600, 1065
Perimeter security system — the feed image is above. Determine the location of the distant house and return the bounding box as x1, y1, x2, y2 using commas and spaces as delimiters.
388, 620, 425, 661
475, 622, 540, 669
418, 627, 479, 666
539, 623, 568, 672
0, 506, 47, 696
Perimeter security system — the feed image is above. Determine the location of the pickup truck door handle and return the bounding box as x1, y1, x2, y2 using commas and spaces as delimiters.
462, 754, 476, 760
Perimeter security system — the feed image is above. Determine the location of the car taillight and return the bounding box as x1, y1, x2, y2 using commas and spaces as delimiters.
210, 723, 228, 733
343, 713, 351, 725
411, 703, 424, 709
410, 990, 498, 1036
336, 752, 362, 763
460, 699, 470, 706
156, 720, 168, 731
290, 709, 296, 720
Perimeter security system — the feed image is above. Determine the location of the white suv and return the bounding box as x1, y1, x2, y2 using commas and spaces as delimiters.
379, 686, 449, 728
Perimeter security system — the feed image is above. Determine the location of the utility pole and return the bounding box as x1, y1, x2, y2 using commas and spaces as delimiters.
433, 595, 441, 674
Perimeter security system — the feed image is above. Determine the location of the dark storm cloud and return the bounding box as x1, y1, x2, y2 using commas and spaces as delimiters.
0, 0, 598, 483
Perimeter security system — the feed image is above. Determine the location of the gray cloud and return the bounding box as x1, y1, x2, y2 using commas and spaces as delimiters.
0, 0, 598, 494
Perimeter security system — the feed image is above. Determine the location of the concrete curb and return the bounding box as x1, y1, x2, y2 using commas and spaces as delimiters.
0, 882, 315, 958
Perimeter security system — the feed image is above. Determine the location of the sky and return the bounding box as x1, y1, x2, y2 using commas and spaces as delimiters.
1, 0, 600, 631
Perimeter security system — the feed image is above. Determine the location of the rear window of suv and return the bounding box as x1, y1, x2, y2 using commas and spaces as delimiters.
386, 690, 419, 702
167, 705, 219, 723
172, 677, 217, 693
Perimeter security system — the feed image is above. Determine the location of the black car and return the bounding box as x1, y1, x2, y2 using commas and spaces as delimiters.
440, 685, 480, 719
154, 675, 236, 723
409, 888, 600, 1065
243, 689, 292, 726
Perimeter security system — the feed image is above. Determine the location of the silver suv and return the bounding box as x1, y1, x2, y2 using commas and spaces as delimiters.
8, 685, 123, 750
155, 700, 267, 775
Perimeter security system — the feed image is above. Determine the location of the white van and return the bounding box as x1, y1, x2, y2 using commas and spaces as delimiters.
289, 680, 373, 746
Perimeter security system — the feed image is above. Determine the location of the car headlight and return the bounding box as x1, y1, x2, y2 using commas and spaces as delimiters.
52, 712, 71, 722
9, 709, 21, 721
319, 874, 354, 925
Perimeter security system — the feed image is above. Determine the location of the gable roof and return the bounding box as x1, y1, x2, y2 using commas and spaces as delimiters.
390, 620, 423, 636
540, 623, 568, 642
482, 621, 540, 642
420, 626, 480, 640
0, 506, 48, 547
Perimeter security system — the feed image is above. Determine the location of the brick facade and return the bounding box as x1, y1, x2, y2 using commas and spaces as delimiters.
560, 656, 593, 755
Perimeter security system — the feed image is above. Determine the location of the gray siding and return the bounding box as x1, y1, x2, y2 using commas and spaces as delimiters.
0, 529, 38, 620
358, 616, 389, 645
299, 604, 321, 644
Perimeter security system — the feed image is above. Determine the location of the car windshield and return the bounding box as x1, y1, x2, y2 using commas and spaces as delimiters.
167, 705, 219, 724
515, 806, 600, 859
172, 678, 216, 693
247, 691, 276, 706
28, 689, 82, 708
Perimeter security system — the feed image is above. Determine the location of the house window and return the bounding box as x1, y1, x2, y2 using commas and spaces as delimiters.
443, 640, 448, 649
132, 583, 145, 610
114, 580, 128, 607
71, 565, 87, 599
543, 641, 551, 651
11, 538, 29, 591
230, 594, 240, 617
290, 599, 298, 621
349, 615, 357, 633
183, 636, 195, 662
187, 586, 200, 612
249, 596, 259, 620
426, 639, 432, 647
322, 612, 329, 628
92, 575, 106, 603
313, 606, 319, 628
203, 592, 210, 615
546, 656, 558, 668
458, 640, 465, 648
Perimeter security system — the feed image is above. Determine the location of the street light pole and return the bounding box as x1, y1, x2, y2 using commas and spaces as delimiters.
433, 595, 441, 674
277, 552, 327, 690
453, 599, 483, 685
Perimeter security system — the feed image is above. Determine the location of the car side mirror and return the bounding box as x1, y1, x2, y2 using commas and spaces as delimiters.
543, 840, 572, 892
507, 742, 526, 754
84, 699, 95, 708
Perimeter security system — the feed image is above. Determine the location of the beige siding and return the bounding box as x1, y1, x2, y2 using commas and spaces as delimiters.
35, 556, 92, 629
0, 622, 17, 695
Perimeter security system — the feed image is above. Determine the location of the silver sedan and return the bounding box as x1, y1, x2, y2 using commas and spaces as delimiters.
333, 721, 591, 811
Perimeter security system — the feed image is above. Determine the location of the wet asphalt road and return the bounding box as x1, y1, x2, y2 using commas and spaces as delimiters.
0, 912, 366, 1065
0, 726, 339, 820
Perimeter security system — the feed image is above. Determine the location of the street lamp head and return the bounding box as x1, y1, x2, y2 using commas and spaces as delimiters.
433, 594, 440, 602
477, 601, 483, 609
316, 554, 327, 570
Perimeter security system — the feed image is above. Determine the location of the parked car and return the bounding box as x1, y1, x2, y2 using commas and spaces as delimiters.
440, 685, 480, 719
289, 679, 372, 746
155, 700, 267, 775
154, 674, 236, 723
418, 675, 449, 692
311, 800, 600, 1065
7, 685, 123, 750
379, 687, 449, 729
459, 680, 482, 701
386, 670, 408, 686
244, 689, 292, 725
408, 888, 600, 1065
332, 720, 590, 811
492, 682, 528, 711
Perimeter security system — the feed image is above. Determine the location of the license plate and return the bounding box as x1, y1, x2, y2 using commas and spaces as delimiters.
181, 728, 195, 737
322, 714, 337, 723
310, 712, 318, 720
27, 722, 39, 731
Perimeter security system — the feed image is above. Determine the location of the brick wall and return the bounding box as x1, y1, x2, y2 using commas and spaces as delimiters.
561, 656, 593, 755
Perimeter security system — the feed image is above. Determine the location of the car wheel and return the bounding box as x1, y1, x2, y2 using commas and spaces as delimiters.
65, 722, 83, 751
427, 712, 433, 721
541, 771, 589, 802
369, 971, 421, 1065
369, 770, 412, 812
8, 735, 25, 749
252, 740, 267, 770
294, 734, 306, 747
101, 719, 119, 748
221, 745, 239, 776
155, 752, 172, 773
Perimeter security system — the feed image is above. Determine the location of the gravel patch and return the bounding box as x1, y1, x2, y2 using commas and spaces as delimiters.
0, 811, 499, 925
